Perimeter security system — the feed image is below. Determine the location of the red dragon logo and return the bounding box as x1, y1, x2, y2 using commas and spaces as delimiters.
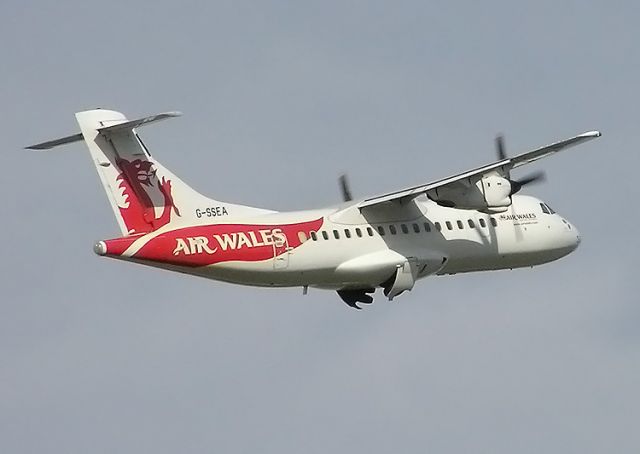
116, 158, 180, 234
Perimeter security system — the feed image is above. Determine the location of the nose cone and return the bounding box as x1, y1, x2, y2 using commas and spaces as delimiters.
562, 219, 581, 252
573, 224, 581, 248
569, 223, 581, 251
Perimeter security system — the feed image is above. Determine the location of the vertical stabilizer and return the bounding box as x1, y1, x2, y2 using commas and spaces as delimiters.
28, 109, 275, 236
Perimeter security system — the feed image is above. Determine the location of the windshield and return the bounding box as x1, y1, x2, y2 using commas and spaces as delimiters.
540, 202, 556, 214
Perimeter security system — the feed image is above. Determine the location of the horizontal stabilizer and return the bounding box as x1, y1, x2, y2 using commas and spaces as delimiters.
25, 133, 83, 150
25, 110, 182, 151
97, 111, 182, 134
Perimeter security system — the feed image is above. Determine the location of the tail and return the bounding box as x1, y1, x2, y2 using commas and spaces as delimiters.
27, 109, 274, 236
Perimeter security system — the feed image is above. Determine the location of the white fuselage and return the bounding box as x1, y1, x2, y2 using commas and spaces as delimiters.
109, 194, 580, 293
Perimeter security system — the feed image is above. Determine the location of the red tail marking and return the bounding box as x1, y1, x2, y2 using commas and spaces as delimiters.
116, 158, 180, 234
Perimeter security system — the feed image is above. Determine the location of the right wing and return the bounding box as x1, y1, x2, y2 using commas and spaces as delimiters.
357, 130, 601, 209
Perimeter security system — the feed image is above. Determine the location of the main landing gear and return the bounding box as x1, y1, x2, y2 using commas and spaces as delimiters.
336, 289, 375, 310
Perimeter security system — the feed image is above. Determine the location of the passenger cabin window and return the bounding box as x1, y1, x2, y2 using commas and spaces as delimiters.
412, 223, 420, 233
468, 219, 475, 228
310, 231, 317, 241
377, 226, 385, 236
490, 218, 497, 227
424, 222, 431, 232
435, 222, 442, 231
479, 218, 487, 228
367, 227, 374, 236
322, 231, 329, 240
344, 229, 351, 238
389, 225, 397, 235
333, 230, 340, 239
446, 221, 453, 230
457, 220, 464, 229
356, 227, 363, 237
401, 224, 409, 234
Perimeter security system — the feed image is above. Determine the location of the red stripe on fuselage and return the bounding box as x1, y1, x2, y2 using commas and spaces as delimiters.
113, 218, 324, 267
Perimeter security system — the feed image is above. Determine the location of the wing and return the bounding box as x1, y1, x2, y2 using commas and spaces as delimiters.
357, 130, 601, 209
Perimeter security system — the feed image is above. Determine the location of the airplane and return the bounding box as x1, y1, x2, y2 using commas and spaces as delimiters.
27, 109, 601, 309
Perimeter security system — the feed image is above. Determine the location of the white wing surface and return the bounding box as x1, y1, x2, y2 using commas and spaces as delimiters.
358, 130, 601, 209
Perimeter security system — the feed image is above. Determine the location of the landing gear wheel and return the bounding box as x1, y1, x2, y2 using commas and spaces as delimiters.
336, 289, 375, 309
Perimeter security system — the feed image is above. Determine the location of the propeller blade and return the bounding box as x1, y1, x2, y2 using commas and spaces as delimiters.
515, 171, 546, 186
495, 134, 507, 160
510, 171, 546, 194
339, 174, 353, 202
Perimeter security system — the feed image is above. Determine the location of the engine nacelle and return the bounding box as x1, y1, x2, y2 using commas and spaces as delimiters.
481, 175, 512, 209
427, 174, 512, 212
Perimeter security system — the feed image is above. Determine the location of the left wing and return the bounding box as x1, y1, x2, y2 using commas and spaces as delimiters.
357, 130, 601, 209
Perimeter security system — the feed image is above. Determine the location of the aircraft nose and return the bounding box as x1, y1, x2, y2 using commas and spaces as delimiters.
571, 224, 581, 250
563, 219, 581, 251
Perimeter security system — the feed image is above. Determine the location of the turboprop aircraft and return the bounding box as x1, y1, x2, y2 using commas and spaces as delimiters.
27, 109, 601, 308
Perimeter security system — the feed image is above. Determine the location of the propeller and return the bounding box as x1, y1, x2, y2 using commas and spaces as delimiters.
510, 171, 546, 194
495, 134, 507, 161
494, 134, 546, 195
339, 174, 353, 202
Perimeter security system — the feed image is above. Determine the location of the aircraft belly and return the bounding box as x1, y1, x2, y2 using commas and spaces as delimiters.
199, 241, 387, 287
203, 262, 313, 287
202, 240, 446, 289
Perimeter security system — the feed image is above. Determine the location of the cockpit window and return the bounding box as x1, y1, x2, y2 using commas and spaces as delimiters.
540, 203, 550, 214
545, 204, 556, 214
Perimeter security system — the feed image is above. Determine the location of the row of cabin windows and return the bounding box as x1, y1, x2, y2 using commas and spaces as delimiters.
309, 226, 375, 241
304, 217, 499, 242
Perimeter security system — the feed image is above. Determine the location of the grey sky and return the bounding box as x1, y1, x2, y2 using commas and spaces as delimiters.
1, 1, 639, 453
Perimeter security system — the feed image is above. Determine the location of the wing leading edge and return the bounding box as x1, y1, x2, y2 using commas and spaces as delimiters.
357, 130, 601, 209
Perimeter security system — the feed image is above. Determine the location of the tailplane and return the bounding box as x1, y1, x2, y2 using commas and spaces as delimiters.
27, 109, 274, 236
